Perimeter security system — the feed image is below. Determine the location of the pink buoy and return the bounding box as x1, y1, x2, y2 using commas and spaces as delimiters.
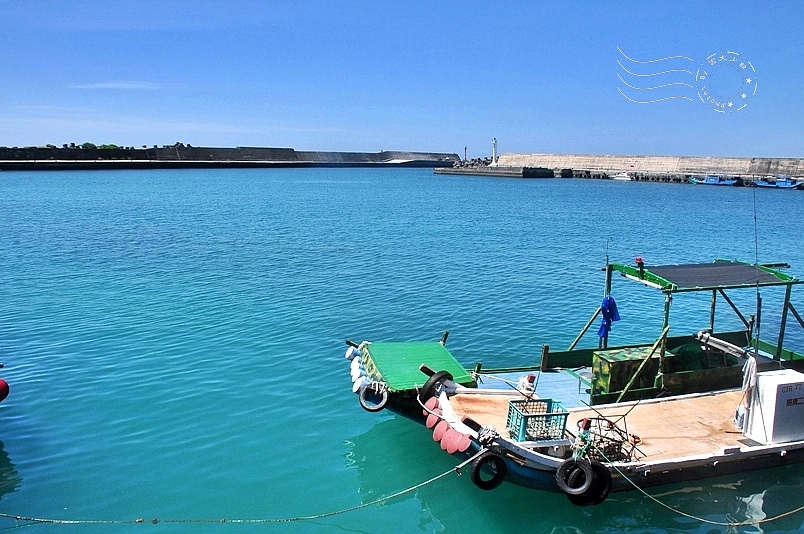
422, 396, 439, 416
433, 420, 450, 442
456, 433, 472, 453
0, 379, 8, 403
445, 430, 460, 454
440, 431, 452, 450
425, 408, 442, 429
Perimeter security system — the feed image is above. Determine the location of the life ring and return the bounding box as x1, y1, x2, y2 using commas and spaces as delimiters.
470, 452, 508, 490
565, 461, 612, 506
358, 382, 389, 412
418, 370, 453, 403
555, 459, 594, 495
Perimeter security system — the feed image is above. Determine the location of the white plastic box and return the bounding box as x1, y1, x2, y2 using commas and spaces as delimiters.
745, 369, 804, 445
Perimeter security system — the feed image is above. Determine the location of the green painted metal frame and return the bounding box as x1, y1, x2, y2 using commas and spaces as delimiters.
606, 259, 803, 363
459, 260, 801, 405
609, 259, 802, 293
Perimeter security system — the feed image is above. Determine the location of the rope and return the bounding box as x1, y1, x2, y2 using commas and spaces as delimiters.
0, 450, 486, 526
590, 444, 804, 527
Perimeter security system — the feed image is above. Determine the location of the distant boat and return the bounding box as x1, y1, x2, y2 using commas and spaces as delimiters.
754, 175, 804, 190
689, 174, 743, 186
611, 172, 634, 181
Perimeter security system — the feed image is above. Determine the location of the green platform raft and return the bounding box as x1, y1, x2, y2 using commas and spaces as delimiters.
344, 259, 804, 505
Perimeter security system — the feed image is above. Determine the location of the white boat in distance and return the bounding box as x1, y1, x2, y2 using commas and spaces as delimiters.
611, 172, 634, 181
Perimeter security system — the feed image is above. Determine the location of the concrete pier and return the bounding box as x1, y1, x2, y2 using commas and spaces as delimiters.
496, 153, 804, 182
434, 166, 554, 178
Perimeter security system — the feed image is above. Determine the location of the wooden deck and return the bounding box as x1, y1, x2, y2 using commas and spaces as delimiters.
449, 389, 748, 462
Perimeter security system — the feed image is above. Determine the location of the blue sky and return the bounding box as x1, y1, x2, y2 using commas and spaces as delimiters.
1, 1, 802, 158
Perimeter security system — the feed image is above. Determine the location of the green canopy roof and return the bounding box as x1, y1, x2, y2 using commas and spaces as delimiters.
610, 260, 801, 293
364, 342, 474, 392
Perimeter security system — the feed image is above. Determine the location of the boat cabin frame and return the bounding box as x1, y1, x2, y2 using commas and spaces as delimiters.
483, 259, 804, 405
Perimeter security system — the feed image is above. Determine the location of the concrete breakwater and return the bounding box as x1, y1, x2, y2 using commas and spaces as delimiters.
0, 145, 459, 171
435, 153, 804, 183
497, 153, 804, 180
434, 166, 554, 178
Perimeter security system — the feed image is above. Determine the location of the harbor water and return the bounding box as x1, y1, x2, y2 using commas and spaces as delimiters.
0, 168, 802, 533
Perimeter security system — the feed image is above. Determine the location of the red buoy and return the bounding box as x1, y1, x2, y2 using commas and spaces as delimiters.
0, 379, 9, 403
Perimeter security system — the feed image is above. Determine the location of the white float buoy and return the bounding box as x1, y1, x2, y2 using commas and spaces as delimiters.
350, 356, 362, 369
345, 346, 360, 360
352, 376, 368, 393
351, 367, 367, 381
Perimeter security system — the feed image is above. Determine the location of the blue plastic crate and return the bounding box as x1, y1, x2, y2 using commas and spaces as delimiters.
506, 398, 568, 441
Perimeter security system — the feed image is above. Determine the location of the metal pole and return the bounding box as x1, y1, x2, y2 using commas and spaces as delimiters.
776, 284, 792, 360
662, 292, 672, 332
709, 289, 717, 332
568, 307, 602, 351
616, 325, 670, 402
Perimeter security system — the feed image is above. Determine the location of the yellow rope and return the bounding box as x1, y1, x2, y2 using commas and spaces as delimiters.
0, 449, 486, 526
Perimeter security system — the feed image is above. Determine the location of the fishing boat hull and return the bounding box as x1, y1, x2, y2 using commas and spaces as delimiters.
689, 174, 743, 186
346, 348, 804, 504
611, 172, 634, 181
754, 177, 804, 190
343, 259, 804, 505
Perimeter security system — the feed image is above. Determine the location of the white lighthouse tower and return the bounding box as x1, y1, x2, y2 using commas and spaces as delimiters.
491, 137, 498, 166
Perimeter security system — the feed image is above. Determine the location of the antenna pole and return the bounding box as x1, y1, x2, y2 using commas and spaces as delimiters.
604, 237, 613, 296
752, 184, 761, 358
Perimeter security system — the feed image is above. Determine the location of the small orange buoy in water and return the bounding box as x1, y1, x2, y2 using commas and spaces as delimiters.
0, 379, 8, 403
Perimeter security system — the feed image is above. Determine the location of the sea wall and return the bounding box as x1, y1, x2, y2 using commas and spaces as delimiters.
0, 146, 459, 170
434, 166, 554, 178
496, 153, 804, 176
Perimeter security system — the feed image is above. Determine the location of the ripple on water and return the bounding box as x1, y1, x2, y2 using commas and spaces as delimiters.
0, 168, 802, 532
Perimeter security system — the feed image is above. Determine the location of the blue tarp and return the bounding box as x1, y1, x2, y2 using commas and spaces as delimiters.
597, 295, 621, 339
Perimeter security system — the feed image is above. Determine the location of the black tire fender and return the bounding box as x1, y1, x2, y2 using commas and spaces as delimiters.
588, 461, 612, 504
565, 461, 613, 506
556, 459, 594, 496
470, 452, 508, 490
418, 370, 453, 403
358, 382, 389, 412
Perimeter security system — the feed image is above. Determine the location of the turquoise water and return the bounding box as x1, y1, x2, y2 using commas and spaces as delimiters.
0, 168, 802, 533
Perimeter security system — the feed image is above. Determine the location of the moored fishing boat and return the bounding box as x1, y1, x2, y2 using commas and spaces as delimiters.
754, 175, 804, 190
689, 174, 744, 186
343, 259, 804, 505
611, 172, 634, 181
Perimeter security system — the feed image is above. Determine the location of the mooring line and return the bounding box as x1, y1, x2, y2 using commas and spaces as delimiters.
0, 450, 486, 526
592, 444, 804, 527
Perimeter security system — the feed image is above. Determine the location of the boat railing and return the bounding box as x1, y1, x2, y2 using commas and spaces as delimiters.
567, 306, 602, 351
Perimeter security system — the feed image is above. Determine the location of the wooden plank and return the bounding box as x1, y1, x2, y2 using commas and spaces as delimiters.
449, 389, 749, 462
568, 390, 746, 461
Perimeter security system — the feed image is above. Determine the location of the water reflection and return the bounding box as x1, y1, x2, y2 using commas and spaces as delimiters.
0, 441, 21, 500
345, 417, 451, 505
346, 418, 803, 533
